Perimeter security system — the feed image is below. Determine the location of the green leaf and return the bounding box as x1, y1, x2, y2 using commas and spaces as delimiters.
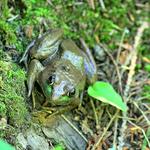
0, 140, 15, 150
88, 81, 127, 112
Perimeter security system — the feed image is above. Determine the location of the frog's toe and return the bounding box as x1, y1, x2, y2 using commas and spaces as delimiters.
27, 59, 44, 97
27, 73, 36, 97
27, 84, 32, 97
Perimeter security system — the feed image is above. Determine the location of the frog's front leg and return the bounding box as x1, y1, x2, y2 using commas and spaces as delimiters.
27, 59, 44, 97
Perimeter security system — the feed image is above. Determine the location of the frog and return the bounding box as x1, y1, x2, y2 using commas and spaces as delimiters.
20, 29, 97, 112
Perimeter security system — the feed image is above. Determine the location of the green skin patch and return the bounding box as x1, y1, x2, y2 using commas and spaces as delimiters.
44, 84, 52, 96
60, 96, 70, 102
44, 83, 70, 102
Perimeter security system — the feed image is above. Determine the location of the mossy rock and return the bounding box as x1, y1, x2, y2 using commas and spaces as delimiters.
0, 50, 28, 129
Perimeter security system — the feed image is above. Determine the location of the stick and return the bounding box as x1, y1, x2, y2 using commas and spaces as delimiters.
118, 22, 148, 149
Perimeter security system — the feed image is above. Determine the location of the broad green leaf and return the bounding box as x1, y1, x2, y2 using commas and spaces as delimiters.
0, 140, 15, 150
88, 81, 127, 112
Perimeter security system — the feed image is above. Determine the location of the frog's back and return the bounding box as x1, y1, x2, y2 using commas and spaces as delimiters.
61, 39, 85, 72
61, 39, 82, 55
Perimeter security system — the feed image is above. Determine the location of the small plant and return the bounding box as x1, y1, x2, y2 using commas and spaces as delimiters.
88, 81, 127, 112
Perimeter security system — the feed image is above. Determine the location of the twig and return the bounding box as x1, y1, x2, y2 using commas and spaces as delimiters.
133, 102, 150, 125
113, 117, 119, 149
90, 98, 99, 127
99, 0, 106, 10
100, 44, 123, 94
118, 22, 148, 149
61, 114, 88, 143
128, 120, 150, 148
123, 22, 148, 99
136, 96, 150, 102
117, 116, 136, 121
142, 103, 150, 111
92, 109, 119, 150
137, 111, 150, 123
142, 127, 150, 150
7, 15, 19, 22
87, 0, 95, 10
116, 28, 128, 63
133, 101, 150, 149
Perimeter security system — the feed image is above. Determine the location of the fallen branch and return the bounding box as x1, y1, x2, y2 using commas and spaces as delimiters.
118, 22, 149, 149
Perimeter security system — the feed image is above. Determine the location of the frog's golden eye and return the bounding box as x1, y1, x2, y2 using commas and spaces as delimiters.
47, 74, 55, 85
68, 88, 76, 97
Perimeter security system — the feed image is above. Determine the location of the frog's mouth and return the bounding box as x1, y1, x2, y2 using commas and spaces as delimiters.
43, 83, 70, 104
51, 96, 70, 106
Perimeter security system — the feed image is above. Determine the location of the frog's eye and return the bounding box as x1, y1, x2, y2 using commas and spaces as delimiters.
48, 74, 55, 85
68, 88, 76, 97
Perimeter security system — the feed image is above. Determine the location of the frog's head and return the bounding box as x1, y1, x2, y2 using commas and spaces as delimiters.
50, 76, 76, 105
49, 61, 81, 106
40, 60, 85, 106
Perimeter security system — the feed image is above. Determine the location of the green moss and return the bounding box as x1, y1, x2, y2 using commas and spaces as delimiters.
0, 102, 6, 117
139, 28, 150, 57
0, 0, 17, 45
0, 0, 139, 55
0, 0, 147, 52
0, 21, 17, 45
0, 0, 9, 19
10, 0, 136, 48
0, 51, 28, 128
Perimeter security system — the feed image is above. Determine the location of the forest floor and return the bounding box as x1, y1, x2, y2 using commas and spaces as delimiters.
0, 0, 150, 150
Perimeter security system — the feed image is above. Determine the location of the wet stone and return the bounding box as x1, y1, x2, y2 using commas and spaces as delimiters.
42, 115, 87, 150
17, 129, 49, 150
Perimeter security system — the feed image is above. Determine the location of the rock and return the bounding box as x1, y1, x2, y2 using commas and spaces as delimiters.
42, 115, 87, 150
17, 129, 49, 150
